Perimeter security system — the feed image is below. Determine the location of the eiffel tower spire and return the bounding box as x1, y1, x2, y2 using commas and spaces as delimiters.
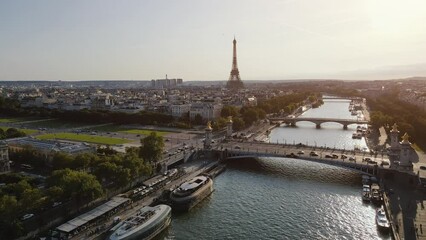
227, 37, 244, 89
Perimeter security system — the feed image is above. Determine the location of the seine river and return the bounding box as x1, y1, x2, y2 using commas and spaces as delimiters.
163, 99, 389, 240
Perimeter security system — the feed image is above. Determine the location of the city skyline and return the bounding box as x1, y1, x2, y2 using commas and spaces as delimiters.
1, 0, 426, 81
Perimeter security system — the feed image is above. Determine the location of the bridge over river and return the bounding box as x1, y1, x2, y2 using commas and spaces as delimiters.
268, 117, 369, 129
216, 141, 395, 176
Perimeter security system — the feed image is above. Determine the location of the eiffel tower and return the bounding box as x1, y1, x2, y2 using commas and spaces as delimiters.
226, 37, 244, 89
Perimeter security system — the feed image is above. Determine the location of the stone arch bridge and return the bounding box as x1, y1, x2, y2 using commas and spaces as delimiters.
268, 117, 368, 129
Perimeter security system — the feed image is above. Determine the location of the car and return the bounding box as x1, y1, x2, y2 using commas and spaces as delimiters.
381, 160, 390, 166
297, 151, 304, 155
421, 166, 426, 170
310, 151, 319, 156
286, 153, 297, 158
349, 156, 356, 162
332, 154, 339, 159
52, 201, 62, 207
136, 134, 141, 137
363, 157, 372, 162
367, 159, 377, 165
234, 145, 241, 149
211, 140, 215, 143
325, 154, 333, 158
21, 213, 34, 221
341, 154, 347, 159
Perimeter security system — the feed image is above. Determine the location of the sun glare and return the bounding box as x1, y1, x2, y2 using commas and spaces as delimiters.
367, 0, 426, 35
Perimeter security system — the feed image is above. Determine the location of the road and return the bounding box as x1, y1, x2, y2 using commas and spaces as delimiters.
219, 140, 391, 168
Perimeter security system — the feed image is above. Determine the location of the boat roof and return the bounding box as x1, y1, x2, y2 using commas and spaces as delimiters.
112, 205, 170, 238
57, 196, 130, 233
179, 176, 208, 191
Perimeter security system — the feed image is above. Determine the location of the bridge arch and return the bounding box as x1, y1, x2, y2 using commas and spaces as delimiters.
225, 152, 378, 175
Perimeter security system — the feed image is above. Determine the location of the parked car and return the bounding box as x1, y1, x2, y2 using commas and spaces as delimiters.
325, 154, 333, 158
310, 151, 319, 156
367, 159, 377, 164
349, 156, 356, 162
332, 154, 339, 159
297, 151, 304, 155
234, 145, 241, 149
341, 154, 347, 159
21, 213, 34, 221
381, 160, 390, 166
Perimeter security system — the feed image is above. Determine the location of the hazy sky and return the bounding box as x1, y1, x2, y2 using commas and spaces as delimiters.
1, 0, 426, 81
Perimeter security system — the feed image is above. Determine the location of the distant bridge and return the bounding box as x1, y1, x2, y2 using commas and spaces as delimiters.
321, 97, 363, 100
268, 117, 368, 129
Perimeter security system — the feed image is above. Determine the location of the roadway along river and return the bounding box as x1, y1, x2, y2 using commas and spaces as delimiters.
161, 98, 389, 239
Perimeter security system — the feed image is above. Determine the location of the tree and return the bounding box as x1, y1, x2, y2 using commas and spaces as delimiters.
194, 114, 203, 125
139, 132, 164, 163
51, 152, 74, 170
0, 195, 23, 239
232, 117, 245, 131
242, 108, 259, 126
74, 153, 98, 171
47, 169, 103, 202
213, 117, 227, 131
256, 108, 266, 119
221, 106, 238, 118
19, 188, 43, 212
5, 128, 26, 139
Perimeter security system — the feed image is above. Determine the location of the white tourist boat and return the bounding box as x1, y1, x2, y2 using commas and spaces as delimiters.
170, 175, 213, 211
108, 205, 172, 240
376, 207, 390, 232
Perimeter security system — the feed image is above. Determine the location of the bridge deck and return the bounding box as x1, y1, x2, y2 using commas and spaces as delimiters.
219, 141, 390, 174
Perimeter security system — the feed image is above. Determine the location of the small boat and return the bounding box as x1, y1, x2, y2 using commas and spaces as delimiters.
361, 175, 370, 185
362, 184, 371, 202
352, 132, 362, 139
371, 183, 383, 205
376, 207, 390, 232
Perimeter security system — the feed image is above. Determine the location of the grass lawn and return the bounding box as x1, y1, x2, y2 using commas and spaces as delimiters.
90, 125, 173, 137
36, 133, 132, 145
118, 129, 170, 137
0, 118, 27, 123
0, 126, 38, 135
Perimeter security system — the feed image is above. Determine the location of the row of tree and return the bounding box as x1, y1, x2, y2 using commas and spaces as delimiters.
0, 96, 174, 126
367, 91, 426, 150
0, 128, 26, 139
1, 133, 165, 239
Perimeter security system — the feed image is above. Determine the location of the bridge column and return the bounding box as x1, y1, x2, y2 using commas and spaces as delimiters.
343, 124, 348, 130
316, 123, 321, 129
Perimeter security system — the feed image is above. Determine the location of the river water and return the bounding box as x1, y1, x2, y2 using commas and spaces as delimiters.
163, 99, 389, 240
269, 99, 368, 151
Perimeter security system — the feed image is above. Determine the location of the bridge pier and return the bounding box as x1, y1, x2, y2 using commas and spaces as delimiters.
316, 123, 321, 129
343, 124, 348, 130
